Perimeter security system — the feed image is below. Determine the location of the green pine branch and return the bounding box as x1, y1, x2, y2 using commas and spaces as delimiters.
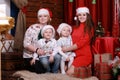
69, 0, 73, 2
92, 0, 96, 4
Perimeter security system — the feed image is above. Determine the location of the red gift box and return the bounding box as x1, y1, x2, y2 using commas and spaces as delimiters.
74, 66, 92, 78
118, 75, 120, 80
94, 62, 113, 80
94, 62, 112, 74
98, 73, 113, 80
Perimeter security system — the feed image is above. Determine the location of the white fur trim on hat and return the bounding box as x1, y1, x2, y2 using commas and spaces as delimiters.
76, 7, 90, 15
74, 16, 77, 20
37, 8, 50, 17
41, 25, 55, 38
57, 23, 72, 36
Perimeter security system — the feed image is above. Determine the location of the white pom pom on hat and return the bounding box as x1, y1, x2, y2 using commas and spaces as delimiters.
74, 16, 77, 21
57, 23, 72, 36
76, 7, 90, 15
41, 25, 55, 38
37, 8, 52, 18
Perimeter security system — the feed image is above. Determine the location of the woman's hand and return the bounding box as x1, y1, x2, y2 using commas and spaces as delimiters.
30, 58, 36, 65
62, 46, 69, 53
62, 44, 77, 53
66, 65, 75, 76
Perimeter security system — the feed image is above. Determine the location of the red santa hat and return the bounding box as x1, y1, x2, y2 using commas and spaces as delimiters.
76, 7, 90, 15
37, 8, 52, 18
41, 25, 55, 38
57, 23, 72, 36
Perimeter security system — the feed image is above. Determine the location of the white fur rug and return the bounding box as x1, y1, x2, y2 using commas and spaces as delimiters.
12, 70, 98, 80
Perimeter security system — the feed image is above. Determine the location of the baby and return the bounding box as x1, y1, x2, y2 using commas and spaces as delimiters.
57, 23, 76, 74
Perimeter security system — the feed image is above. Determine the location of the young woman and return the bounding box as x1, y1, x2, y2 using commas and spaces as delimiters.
62, 7, 94, 76
23, 8, 61, 73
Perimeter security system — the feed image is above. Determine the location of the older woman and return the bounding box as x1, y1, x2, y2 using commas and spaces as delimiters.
23, 8, 61, 73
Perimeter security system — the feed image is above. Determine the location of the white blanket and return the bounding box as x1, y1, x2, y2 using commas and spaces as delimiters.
12, 70, 98, 80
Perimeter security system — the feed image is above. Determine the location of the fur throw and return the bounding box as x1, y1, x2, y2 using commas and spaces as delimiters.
12, 70, 98, 80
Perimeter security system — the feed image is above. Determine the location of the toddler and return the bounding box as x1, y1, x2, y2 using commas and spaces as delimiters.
31, 25, 59, 72
57, 23, 76, 74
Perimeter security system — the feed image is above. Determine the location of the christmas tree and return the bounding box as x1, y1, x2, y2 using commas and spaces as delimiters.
95, 22, 105, 37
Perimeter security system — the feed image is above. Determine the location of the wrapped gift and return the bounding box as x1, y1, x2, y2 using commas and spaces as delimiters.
0, 40, 14, 52
74, 66, 92, 78
94, 62, 113, 80
94, 62, 112, 74
94, 53, 113, 80
118, 75, 120, 80
98, 73, 113, 80
94, 53, 112, 65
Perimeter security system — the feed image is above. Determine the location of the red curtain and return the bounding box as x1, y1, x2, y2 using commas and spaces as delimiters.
63, 0, 74, 25
63, 0, 120, 37
112, 0, 120, 37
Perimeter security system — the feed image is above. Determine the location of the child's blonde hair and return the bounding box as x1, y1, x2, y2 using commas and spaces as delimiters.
57, 23, 72, 36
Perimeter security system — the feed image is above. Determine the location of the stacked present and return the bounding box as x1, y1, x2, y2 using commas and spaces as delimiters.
74, 65, 92, 79
94, 53, 113, 80
94, 53, 112, 65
